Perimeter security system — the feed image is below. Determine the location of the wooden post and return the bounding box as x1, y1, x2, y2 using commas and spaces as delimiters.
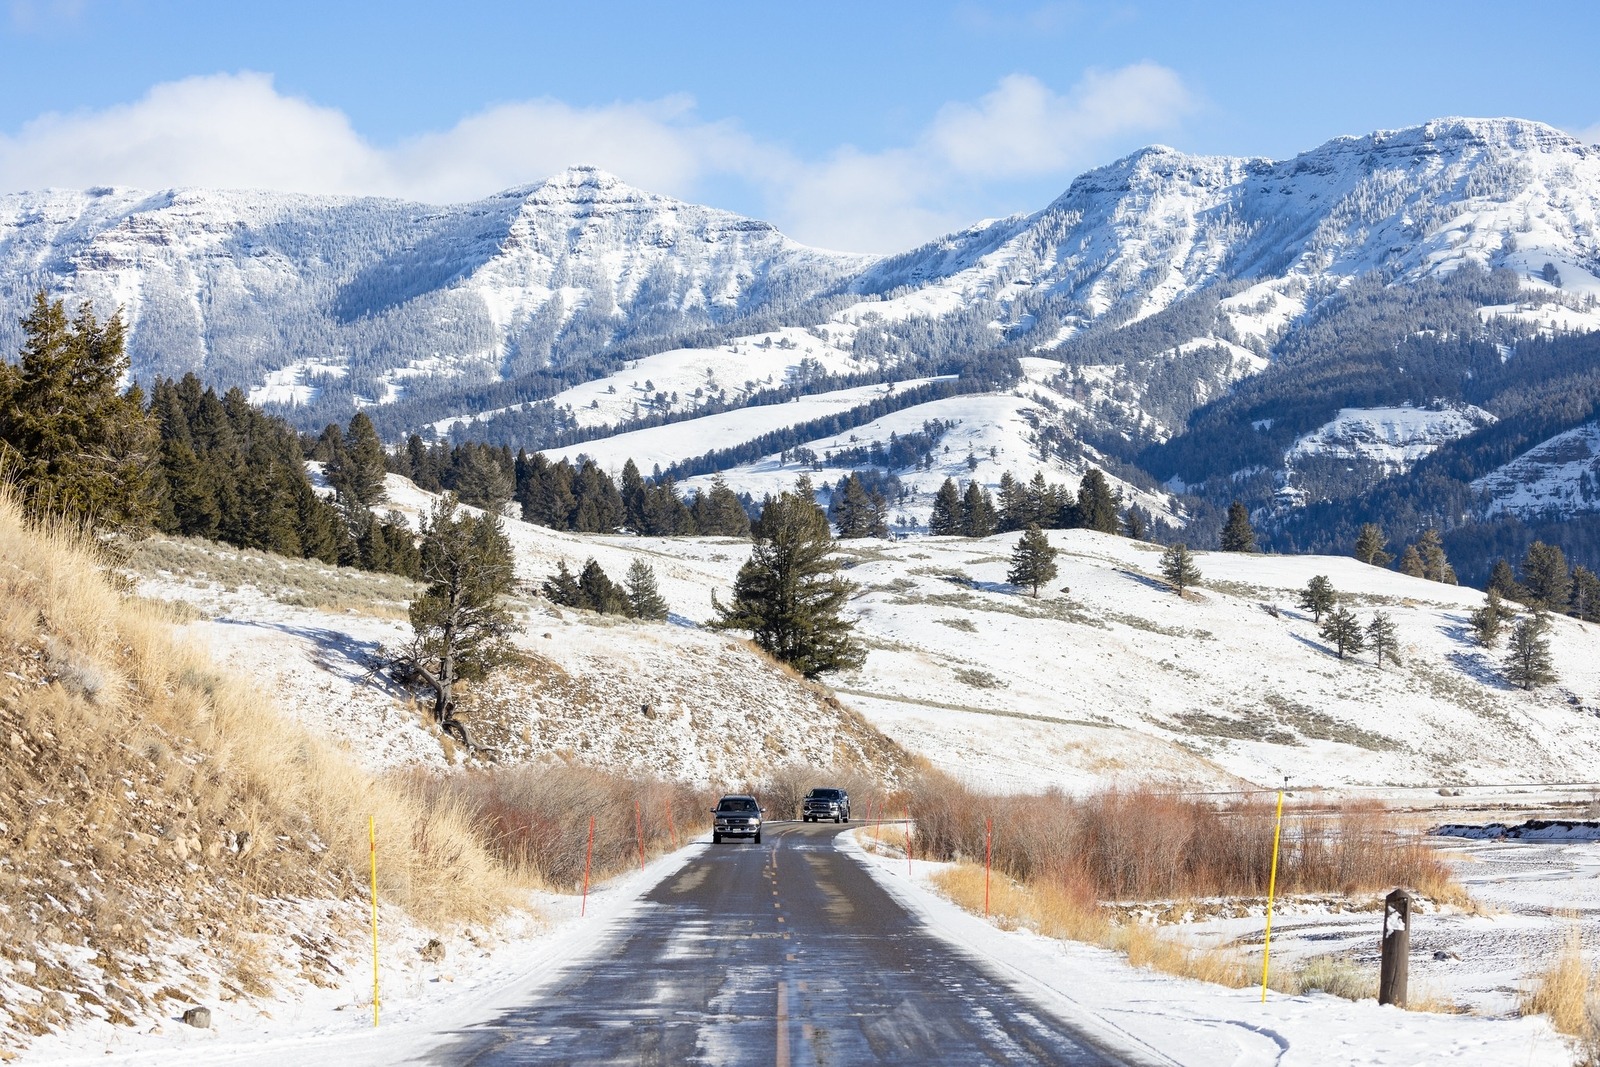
1379, 888, 1411, 1008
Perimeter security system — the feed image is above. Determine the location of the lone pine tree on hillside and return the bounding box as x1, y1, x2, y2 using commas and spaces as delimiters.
1007, 524, 1058, 598
1220, 500, 1256, 552
0, 291, 158, 530
1320, 606, 1366, 660
1504, 611, 1557, 691
1397, 544, 1426, 578
1415, 529, 1457, 584
405, 496, 519, 734
1160, 542, 1200, 596
624, 558, 670, 621
712, 484, 864, 678
1470, 589, 1515, 647
1299, 575, 1336, 623
1366, 611, 1401, 669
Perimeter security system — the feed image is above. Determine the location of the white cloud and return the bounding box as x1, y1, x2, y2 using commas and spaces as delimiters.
1575, 122, 1600, 146
928, 67, 1195, 179
0, 66, 1195, 252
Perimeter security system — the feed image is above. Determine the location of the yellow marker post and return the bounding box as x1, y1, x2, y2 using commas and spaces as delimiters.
1260, 781, 1286, 1002
369, 815, 380, 1027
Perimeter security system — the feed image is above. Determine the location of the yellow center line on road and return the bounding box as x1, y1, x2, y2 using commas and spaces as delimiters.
776, 979, 790, 1067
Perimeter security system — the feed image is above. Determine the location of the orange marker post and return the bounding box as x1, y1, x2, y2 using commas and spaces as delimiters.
635, 800, 645, 870
984, 817, 993, 918
581, 815, 596, 916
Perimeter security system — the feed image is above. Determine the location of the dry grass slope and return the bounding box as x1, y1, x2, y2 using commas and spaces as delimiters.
0, 497, 512, 1052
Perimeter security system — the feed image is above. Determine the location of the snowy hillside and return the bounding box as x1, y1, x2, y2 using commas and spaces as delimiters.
1287, 402, 1496, 472
1474, 420, 1600, 517
132, 475, 1600, 797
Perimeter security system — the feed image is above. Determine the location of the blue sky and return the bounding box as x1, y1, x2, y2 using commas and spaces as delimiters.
2, 0, 1597, 251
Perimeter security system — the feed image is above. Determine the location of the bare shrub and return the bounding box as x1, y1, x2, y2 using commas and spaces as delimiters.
906, 771, 1458, 902
408, 766, 712, 890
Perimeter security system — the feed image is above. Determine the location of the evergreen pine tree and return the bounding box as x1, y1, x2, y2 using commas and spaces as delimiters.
1220, 500, 1256, 552
1075, 469, 1121, 534
1571, 566, 1600, 623
1519, 541, 1571, 612
407, 497, 519, 724
1504, 611, 1557, 691
452, 446, 514, 514
542, 560, 582, 607
1006, 524, 1059, 598
624, 559, 670, 621
1470, 589, 1514, 646
997, 471, 1026, 532
341, 411, 388, 506
830, 473, 886, 538
1159, 542, 1201, 596
1320, 606, 1366, 660
1024, 471, 1052, 529
620, 458, 648, 531
712, 486, 864, 678
1353, 523, 1394, 567
578, 558, 626, 614
1415, 529, 1457, 584
693, 475, 752, 537
0, 292, 157, 530
1397, 544, 1426, 578
960, 480, 997, 538
1298, 575, 1336, 623
1123, 508, 1147, 541
1488, 559, 1526, 603
928, 478, 962, 535
1366, 611, 1400, 669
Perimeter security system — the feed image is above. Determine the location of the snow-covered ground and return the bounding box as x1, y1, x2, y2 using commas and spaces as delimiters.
136, 473, 1600, 796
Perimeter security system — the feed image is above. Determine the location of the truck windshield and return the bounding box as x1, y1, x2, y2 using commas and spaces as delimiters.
718, 798, 758, 812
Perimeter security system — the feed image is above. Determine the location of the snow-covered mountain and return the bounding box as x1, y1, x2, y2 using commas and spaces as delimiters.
0, 167, 866, 411
6, 117, 1600, 563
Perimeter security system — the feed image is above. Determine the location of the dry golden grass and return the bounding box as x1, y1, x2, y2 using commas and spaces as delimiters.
0, 495, 511, 1050
1523, 932, 1600, 1061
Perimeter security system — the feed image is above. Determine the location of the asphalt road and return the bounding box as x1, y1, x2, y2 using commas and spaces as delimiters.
426, 821, 1148, 1066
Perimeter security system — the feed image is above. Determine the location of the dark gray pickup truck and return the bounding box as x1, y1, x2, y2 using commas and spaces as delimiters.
711, 795, 763, 844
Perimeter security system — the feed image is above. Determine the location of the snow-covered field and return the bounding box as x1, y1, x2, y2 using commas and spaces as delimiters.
136, 472, 1600, 796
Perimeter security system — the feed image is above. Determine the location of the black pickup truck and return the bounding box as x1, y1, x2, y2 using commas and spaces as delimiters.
801, 787, 851, 823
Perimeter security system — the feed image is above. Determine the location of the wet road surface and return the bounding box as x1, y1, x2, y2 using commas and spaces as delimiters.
426, 821, 1149, 1066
